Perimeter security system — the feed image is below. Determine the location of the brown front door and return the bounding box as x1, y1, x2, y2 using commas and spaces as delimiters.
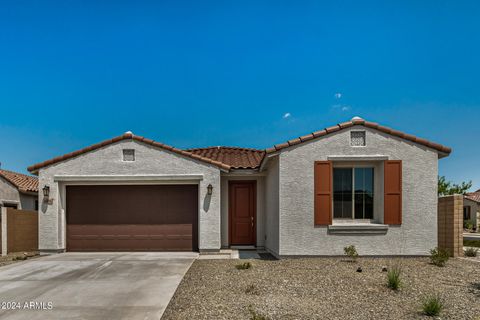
66, 185, 198, 251
229, 181, 256, 245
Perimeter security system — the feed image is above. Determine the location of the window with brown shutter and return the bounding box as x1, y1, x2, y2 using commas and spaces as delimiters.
384, 160, 402, 225
314, 161, 332, 225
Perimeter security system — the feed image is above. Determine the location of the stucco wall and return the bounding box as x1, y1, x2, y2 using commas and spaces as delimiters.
220, 175, 266, 248
0, 177, 21, 206
38, 139, 222, 252
278, 125, 439, 256
264, 156, 280, 255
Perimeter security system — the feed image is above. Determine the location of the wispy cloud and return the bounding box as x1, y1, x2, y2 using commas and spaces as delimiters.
334, 93, 342, 99
332, 104, 351, 112
283, 112, 291, 119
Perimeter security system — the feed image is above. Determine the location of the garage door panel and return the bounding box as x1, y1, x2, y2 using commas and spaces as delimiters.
66, 185, 198, 251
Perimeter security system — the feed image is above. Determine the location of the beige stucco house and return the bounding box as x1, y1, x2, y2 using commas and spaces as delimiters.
464, 191, 480, 231
28, 117, 451, 257
0, 169, 38, 210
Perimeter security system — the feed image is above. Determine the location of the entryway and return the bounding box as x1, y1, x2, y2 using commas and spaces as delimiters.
229, 181, 256, 246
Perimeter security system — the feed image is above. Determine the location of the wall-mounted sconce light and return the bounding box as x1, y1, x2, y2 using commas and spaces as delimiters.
207, 184, 213, 195
43, 185, 52, 204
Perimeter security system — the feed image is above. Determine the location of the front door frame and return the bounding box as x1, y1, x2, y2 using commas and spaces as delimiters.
228, 180, 256, 246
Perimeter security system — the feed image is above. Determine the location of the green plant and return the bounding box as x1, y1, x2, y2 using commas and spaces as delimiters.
248, 305, 268, 320
465, 247, 479, 257
386, 265, 402, 290
343, 245, 359, 261
438, 176, 472, 196
429, 247, 450, 267
464, 221, 474, 230
236, 262, 252, 270
245, 284, 258, 294
421, 294, 443, 316
464, 239, 480, 248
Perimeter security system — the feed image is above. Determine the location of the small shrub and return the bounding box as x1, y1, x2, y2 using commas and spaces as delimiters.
421, 294, 443, 316
387, 265, 402, 290
464, 221, 474, 231
245, 284, 258, 294
465, 247, 479, 257
429, 247, 449, 267
248, 305, 268, 320
343, 245, 359, 261
236, 262, 252, 270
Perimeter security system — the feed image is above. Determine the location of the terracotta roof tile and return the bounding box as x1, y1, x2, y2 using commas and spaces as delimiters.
465, 192, 480, 203
0, 169, 38, 193
28, 134, 231, 173
266, 117, 452, 155
186, 146, 265, 169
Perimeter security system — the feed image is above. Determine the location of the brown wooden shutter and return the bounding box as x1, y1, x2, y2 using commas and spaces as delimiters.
384, 160, 402, 225
314, 161, 332, 225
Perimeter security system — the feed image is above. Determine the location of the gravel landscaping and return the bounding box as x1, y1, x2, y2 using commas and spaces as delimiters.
0, 251, 39, 267
163, 257, 480, 320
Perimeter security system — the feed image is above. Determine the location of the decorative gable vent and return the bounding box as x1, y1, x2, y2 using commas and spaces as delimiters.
123, 149, 135, 161
351, 131, 366, 146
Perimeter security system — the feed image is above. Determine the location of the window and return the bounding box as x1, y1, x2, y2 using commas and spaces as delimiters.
123, 149, 135, 161
351, 131, 366, 146
2, 202, 18, 209
333, 167, 374, 219
35, 200, 39, 211
464, 206, 471, 220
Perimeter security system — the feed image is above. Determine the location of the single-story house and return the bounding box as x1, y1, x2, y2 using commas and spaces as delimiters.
0, 169, 38, 210
27, 117, 451, 256
464, 190, 480, 231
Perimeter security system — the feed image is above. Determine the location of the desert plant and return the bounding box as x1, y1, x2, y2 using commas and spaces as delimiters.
248, 305, 268, 320
421, 294, 443, 316
464, 221, 474, 231
465, 247, 479, 257
245, 284, 258, 294
429, 247, 449, 267
386, 265, 402, 290
236, 262, 252, 270
343, 245, 359, 261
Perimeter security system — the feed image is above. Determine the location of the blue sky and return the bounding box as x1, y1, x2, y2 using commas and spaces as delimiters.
1, 1, 479, 190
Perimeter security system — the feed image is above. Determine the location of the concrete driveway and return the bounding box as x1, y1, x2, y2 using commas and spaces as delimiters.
0, 252, 197, 320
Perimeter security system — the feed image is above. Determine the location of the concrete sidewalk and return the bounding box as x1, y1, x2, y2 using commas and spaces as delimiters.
0, 252, 197, 320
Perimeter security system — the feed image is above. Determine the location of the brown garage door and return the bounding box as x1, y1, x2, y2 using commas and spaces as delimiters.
66, 185, 198, 251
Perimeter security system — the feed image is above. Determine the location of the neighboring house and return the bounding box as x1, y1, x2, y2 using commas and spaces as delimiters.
27, 117, 451, 256
0, 169, 38, 210
464, 190, 480, 231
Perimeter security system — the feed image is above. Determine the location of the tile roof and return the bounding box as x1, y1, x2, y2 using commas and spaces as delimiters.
27, 132, 231, 173
27, 118, 451, 174
0, 169, 38, 193
465, 192, 480, 203
186, 147, 265, 169
265, 117, 452, 155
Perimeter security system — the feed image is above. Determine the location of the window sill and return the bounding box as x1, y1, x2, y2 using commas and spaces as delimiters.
328, 222, 388, 235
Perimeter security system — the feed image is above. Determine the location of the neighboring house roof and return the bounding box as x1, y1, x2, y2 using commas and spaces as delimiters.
186, 147, 265, 169
27, 132, 231, 173
465, 192, 480, 204
0, 169, 38, 193
265, 117, 452, 156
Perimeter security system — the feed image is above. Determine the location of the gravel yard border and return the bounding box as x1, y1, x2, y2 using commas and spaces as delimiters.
0, 251, 39, 268
163, 257, 480, 320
